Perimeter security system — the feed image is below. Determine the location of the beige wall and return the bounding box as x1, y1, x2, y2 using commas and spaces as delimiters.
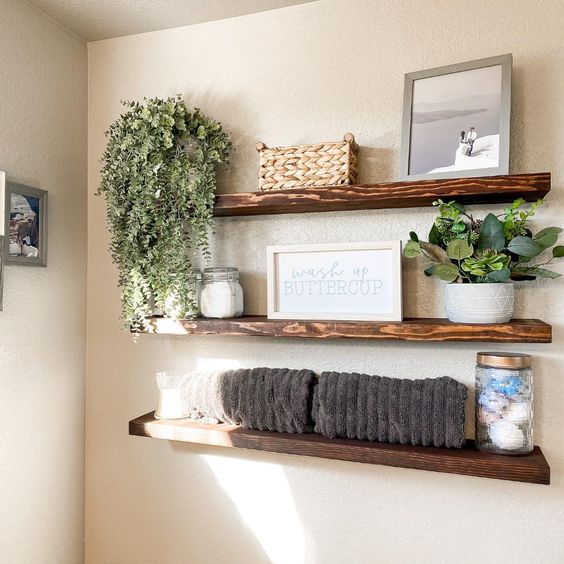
87, 1, 564, 562
0, 1, 87, 563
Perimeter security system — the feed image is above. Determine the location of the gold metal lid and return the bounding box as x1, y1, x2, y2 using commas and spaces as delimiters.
477, 352, 532, 369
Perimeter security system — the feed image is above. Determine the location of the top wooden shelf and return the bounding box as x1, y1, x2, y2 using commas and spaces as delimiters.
214, 172, 551, 217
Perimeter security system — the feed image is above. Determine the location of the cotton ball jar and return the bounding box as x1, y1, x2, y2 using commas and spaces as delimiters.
200, 267, 244, 319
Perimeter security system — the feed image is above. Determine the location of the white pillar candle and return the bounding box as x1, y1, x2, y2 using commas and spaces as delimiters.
155, 388, 186, 419
155, 371, 187, 419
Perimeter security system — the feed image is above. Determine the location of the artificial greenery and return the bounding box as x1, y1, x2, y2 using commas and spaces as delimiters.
97, 96, 231, 331
404, 198, 564, 283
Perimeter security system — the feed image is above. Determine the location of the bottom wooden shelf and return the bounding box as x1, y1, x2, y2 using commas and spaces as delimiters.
129, 412, 550, 485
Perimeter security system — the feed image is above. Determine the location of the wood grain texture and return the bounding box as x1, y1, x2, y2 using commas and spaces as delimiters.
129, 412, 551, 485
143, 316, 552, 343
214, 172, 551, 216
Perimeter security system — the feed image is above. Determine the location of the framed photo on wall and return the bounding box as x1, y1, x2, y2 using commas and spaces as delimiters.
5, 182, 48, 267
0, 171, 5, 236
400, 54, 512, 181
267, 241, 403, 321
0, 172, 5, 310
0, 235, 4, 311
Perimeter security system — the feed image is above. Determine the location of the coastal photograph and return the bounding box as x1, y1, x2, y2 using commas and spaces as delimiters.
9, 192, 40, 258
408, 64, 503, 175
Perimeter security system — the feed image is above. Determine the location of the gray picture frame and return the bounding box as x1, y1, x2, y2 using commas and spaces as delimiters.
400, 53, 512, 181
4, 182, 48, 267
0, 235, 4, 310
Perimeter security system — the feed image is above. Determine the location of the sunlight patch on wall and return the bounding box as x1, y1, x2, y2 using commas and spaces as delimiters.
202, 454, 305, 564
196, 357, 241, 371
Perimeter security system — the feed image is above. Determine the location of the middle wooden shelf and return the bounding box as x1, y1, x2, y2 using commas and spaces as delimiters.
143, 316, 552, 343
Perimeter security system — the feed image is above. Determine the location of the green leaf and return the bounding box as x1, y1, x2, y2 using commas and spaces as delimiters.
451, 222, 467, 234
534, 227, 563, 248
409, 231, 419, 243
507, 236, 544, 258
420, 242, 451, 264
447, 239, 473, 260
486, 268, 511, 282
553, 245, 564, 258
512, 267, 561, 279
429, 223, 442, 246
489, 261, 505, 271
403, 240, 421, 258
432, 263, 460, 282
478, 213, 506, 251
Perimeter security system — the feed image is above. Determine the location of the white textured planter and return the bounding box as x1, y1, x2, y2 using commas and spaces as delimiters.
445, 282, 515, 324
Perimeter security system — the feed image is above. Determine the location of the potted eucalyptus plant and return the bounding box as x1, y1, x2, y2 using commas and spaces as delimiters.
97, 96, 231, 332
404, 199, 564, 323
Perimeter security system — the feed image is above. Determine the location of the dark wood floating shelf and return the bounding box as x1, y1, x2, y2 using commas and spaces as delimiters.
143, 316, 552, 343
130, 412, 550, 484
214, 172, 551, 217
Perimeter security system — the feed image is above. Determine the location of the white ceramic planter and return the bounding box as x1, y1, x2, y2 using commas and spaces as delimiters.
445, 282, 515, 324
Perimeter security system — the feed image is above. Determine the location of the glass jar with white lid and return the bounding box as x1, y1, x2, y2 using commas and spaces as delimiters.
200, 267, 244, 318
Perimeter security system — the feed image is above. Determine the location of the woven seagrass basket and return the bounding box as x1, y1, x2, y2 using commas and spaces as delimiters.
256, 133, 358, 191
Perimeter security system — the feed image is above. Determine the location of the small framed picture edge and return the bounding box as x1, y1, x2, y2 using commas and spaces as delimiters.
4, 181, 48, 267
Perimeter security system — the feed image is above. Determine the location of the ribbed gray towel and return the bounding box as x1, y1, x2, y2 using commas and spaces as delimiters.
314, 373, 467, 448
182, 368, 316, 433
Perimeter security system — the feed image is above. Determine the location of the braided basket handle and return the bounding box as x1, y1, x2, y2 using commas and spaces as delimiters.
258, 136, 354, 151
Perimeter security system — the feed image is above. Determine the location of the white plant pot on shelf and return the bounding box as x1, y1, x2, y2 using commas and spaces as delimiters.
445, 282, 514, 324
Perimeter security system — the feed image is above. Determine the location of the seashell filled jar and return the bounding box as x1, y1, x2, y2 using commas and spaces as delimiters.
475, 352, 533, 455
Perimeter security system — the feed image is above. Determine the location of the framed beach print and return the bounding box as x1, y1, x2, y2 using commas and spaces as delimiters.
4, 182, 48, 267
400, 54, 512, 181
267, 241, 402, 321
0, 172, 5, 310
0, 171, 5, 237
0, 235, 4, 310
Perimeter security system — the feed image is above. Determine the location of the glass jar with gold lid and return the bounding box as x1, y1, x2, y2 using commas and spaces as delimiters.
475, 352, 533, 455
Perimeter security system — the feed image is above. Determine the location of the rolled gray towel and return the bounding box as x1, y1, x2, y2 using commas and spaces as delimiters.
314, 372, 467, 448
222, 367, 316, 433
182, 368, 316, 433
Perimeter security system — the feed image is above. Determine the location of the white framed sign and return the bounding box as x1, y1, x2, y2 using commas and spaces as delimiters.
267, 241, 403, 321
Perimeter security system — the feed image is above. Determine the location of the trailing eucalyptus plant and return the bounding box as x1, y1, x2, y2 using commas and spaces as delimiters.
404, 198, 564, 283
97, 96, 231, 331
